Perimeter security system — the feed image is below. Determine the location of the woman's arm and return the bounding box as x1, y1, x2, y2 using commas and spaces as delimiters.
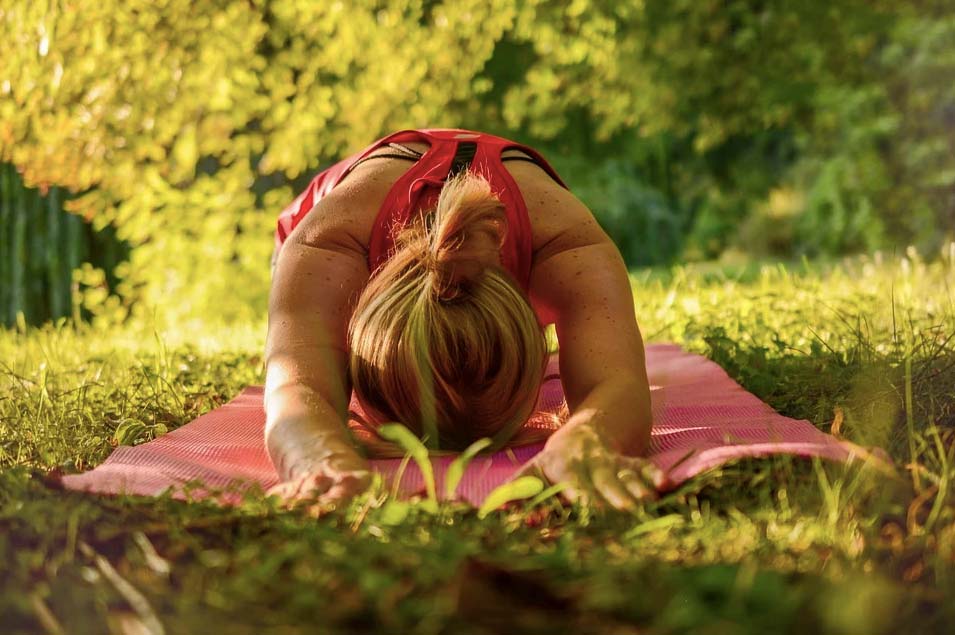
533, 237, 652, 454
264, 193, 373, 506
522, 188, 660, 510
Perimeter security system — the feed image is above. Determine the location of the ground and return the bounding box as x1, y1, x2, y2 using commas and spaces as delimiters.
2, 251, 953, 634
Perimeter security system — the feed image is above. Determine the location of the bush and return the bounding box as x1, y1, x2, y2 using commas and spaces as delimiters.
2, 1, 952, 325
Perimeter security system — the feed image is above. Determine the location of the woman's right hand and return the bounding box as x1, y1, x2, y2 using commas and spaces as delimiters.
512, 422, 664, 511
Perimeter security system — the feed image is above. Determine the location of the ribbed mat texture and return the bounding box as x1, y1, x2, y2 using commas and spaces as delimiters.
62, 344, 873, 506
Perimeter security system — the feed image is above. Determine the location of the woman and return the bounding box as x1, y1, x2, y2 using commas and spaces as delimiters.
264, 128, 659, 512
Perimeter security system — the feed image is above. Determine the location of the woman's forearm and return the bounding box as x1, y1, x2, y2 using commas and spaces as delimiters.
552, 375, 652, 456
264, 383, 365, 480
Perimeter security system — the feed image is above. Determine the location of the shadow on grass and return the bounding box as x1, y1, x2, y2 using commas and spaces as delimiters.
1, 465, 937, 635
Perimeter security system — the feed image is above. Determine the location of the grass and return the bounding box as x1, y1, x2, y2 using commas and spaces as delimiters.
2, 247, 954, 634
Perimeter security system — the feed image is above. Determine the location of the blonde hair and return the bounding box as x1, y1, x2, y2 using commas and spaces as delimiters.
348, 171, 548, 455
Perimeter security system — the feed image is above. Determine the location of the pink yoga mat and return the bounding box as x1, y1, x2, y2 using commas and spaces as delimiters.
62, 344, 881, 506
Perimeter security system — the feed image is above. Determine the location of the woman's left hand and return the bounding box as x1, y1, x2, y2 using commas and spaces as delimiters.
513, 423, 665, 511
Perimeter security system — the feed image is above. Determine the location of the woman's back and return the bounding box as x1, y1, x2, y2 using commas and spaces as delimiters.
273, 128, 597, 326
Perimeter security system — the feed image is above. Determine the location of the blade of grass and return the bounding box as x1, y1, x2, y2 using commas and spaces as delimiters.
477, 476, 544, 519
378, 423, 437, 508
525, 482, 569, 509
923, 419, 951, 533
905, 352, 920, 491
444, 437, 492, 500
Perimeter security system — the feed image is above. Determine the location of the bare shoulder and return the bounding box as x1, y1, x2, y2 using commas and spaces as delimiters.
503, 159, 622, 326
284, 143, 430, 253
503, 158, 610, 259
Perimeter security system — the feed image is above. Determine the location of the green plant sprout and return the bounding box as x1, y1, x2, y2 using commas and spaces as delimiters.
377, 423, 438, 513
477, 476, 545, 519
444, 437, 493, 500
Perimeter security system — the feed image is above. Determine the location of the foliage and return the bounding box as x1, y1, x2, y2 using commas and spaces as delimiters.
550, 153, 689, 266
4, 0, 954, 327
2, 253, 955, 633
0, 0, 526, 327
0, 163, 130, 328
476, 476, 544, 519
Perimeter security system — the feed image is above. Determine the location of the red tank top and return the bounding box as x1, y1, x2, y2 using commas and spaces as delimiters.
273, 128, 569, 291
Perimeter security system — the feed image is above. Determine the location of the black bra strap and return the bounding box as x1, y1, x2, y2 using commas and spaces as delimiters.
387, 142, 425, 158
501, 156, 544, 165
347, 143, 549, 179
348, 153, 420, 171
448, 141, 478, 178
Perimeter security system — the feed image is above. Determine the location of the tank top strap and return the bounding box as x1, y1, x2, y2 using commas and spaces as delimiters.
367, 129, 569, 292
367, 132, 461, 274
334, 129, 435, 186
278, 128, 567, 295
468, 137, 533, 289
497, 142, 570, 190
469, 132, 569, 290
275, 130, 443, 251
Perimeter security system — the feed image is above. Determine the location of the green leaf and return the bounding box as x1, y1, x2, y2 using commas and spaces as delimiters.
623, 514, 686, 541
418, 499, 439, 515
112, 419, 147, 446
525, 482, 569, 509
444, 437, 492, 500
477, 476, 545, 519
378, 500, 410, 526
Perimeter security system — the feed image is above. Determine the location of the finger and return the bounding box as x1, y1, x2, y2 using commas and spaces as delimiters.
325, 454, 370, 473
561, 463, 602, 510
290, 474, 334, 502
622, 476, 655, 501
640, 463, 667, 490
268, 481, 314, 506
304, 474, 335, 497
559, 483, 592, 509
319, 485, 357, 506
620, 457, 666, 490
266, 482, 292, 499
322, 474, 373, 503
335, 470, 373, 490
589, 466, 638, 511
305, 500, 337, 518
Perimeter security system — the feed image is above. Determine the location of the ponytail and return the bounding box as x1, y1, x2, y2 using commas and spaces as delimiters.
411, 173, 507, 302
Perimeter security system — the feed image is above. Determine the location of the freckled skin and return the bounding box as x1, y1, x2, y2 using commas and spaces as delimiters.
264, 141, 654, 509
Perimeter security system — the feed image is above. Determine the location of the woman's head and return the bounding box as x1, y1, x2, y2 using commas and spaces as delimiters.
348, 170, 547, 451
